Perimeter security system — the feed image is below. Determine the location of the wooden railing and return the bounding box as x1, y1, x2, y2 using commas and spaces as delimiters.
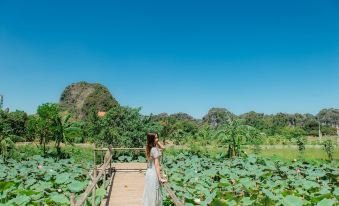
70, 146, 184, 206
108, 147, 184, 206
163, 182, 185, 206
70, 147, 113, 206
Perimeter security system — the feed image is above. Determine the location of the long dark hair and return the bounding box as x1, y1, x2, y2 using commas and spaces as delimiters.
146, 132, 158, 160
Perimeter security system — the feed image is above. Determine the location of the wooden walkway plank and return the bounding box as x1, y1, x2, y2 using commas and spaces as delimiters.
101, 163, 147, 206
100, 162, 184, 206
112, 163, 148, 170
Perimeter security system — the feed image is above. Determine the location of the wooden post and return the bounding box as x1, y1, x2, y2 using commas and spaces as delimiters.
163, 183, 183, 206
70, 193, 75, 206
103, 164, 106, 187
92, 165, 97, 206
109, 158, 112, 175
76, 156, 112, 206
92, 147, 96, 206
93, 146, 96, 167
102, 150, 104, 164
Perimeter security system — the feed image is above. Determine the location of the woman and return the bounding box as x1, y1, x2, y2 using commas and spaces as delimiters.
142, 132, 167, 206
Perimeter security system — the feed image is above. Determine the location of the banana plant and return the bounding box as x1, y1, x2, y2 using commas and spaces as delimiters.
0, 135, 14, 161
215, 119, 262, 157
54, 114, 82, 158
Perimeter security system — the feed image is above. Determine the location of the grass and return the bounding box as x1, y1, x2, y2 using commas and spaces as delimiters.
250, 147, 339, 161
167, 144, 339, 163
14, 142, 339, 165
14, 143, 94, 164
14, 143, 146, 164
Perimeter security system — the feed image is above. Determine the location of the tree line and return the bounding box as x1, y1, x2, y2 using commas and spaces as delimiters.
0, 103, 338, 159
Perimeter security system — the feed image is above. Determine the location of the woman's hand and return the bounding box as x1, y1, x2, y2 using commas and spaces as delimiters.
156, 141, 165, 150
159, 178, 167, 184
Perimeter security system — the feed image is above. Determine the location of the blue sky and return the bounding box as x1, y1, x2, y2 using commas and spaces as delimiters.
0, 0, 338, 118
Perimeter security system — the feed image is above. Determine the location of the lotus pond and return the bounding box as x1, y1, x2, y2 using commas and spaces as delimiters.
1, 152, 338, 206
162, 152, 339, 206
0, 155, 108, 206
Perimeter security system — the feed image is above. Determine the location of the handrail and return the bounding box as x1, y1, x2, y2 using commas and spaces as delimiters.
163, 182, 184, 206
95, 147, 145, 151
70, 148, 113, 206
72, 155, 112, 206
107, 147, 183, 205
71, 147, 183, 206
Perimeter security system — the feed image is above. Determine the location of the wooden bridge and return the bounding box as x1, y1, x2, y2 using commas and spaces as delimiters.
70, 147, 183, 206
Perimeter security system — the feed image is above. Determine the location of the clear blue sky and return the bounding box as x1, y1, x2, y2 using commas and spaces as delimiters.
0, 0, 338, 118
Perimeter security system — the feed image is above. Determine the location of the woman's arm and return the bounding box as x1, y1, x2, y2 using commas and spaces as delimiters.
156, 141, 165, 150
154, 157, 167, 183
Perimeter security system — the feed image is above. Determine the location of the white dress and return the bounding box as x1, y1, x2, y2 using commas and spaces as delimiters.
142, 147, 163, 206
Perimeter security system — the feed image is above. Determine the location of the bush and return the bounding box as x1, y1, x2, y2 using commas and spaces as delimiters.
323, 140, 334, 161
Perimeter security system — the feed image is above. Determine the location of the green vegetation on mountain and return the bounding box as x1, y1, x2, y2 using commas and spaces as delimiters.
59, 81, 119, 119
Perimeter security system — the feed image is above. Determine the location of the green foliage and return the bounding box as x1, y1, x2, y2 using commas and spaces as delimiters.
279, 126, 306, 140
317, 108, 339, 127
203, 108, 236, 128
252, 142, 262, 155
54, 114, 82, 157
323, 140, 334, 161
169, 112, 196, 121
170, 120, 199, 144
0, 155, 92, 205
296, 136, 306, 154
303, 119, 320, 136
82, 85, 118, 118
60, 82, 119, 119
0, 110, 29, 160
151, 113, 199, 145
190, 125, 216, 147
241, 111, 267, 131
13, 144, 94, 164
0, 136, 14, 161
88, 106, 161, 147
2, 90, 339, 156
0, 109, 29, 142
320, 125, 337, 136
27, 103, 80, 158
162, 152, 339, 205
34, 103, 59, 156
215, 120, 263, 157
272, 113, 289, 127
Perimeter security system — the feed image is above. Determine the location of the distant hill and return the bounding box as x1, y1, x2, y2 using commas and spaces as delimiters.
59, 81, 119, 119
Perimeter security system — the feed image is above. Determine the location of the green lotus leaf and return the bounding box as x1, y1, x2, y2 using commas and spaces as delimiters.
211, 198, 227, 206
242, 197, 254, 206
333, 188, 339, 196
316, 198, 337, 206
24, 178, 36, 188
30, 181, 52, 192
226, 199, 237, 206
68, 180, 87, 192
239, 177, 256, 190
0, 181, 15, 192
302, 180, 320, 190
8, 195, 31, 205
96, 187, 106, 198
282, 195, 305, 206
55, 173, 71, 184
50, 193, 69, 205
